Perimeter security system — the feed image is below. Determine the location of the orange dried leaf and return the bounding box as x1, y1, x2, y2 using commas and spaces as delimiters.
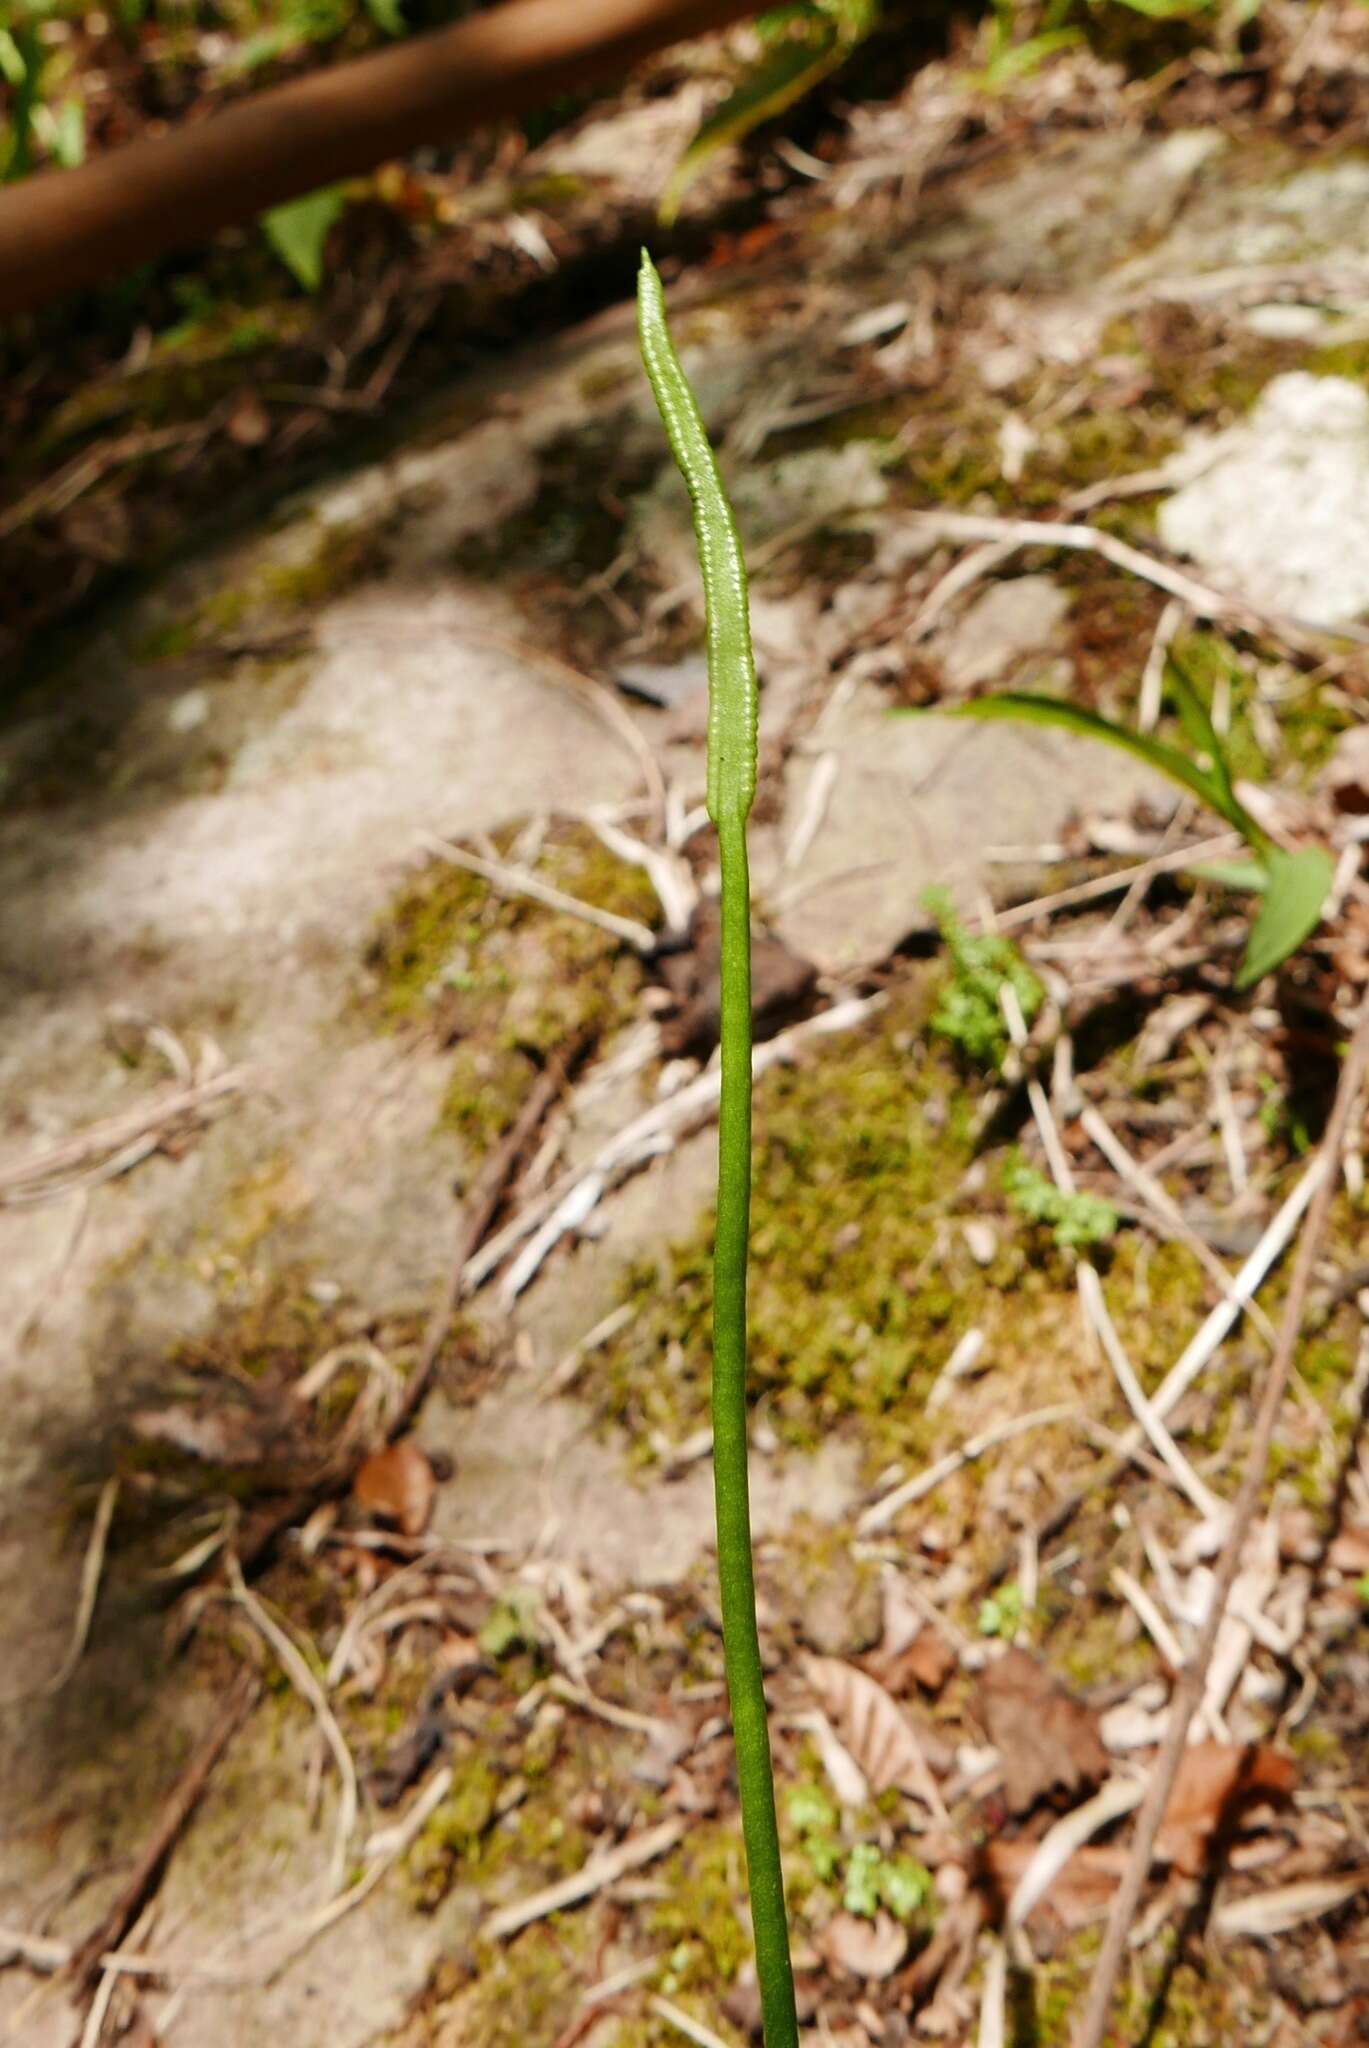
1157, 1743, 1296, 1877
352, 1440, 437, 1537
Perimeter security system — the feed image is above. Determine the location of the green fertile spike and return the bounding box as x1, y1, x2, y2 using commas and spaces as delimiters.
636, 252, 757, 828
637, 251, 797, 2048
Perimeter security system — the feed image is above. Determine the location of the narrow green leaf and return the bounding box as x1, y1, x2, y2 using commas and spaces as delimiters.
261, 185, 347, 292
923, 691, 1225, 816
659, 31, 840, 226
1185, 859, 1269, 892
1235, 847, 1333, 989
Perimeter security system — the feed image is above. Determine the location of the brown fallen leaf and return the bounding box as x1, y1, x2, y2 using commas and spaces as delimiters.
817, 1910, 908, 1980
352, 1440, 437, 1537
978, 1649, 1108, 1816
981, 1838, 1123, 1932
903, 1632, 958, 1695
1156, 1743, 1297, 1878
803, 1655, 947, 1814
1328, 1524, 1369, 1575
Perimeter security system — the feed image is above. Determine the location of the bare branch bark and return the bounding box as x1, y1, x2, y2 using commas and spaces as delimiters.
0, 0, 757, 317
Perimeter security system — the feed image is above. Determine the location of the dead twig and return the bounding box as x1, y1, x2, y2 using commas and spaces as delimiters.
483, 1817, 686, 1942
0, 1479, 119, 1707
0, 1070, 250, 1208
421, 835, 657, 953
1074, 996, 1369, 2048
67, 1668, 258, 1994
905, 509, 1369, 649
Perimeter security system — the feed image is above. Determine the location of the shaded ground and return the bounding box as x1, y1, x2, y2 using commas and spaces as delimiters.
5, 12, 1369, 2048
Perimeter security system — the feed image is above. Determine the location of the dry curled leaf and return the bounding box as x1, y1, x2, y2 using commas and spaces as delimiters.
981, 1838, 1123, 1933
352, 1440, 437, 1537
817, 1909, 908, 1980
978, 1649, 1108, 1816
803, 1655, 946, 1813
1156, 1742, 1297, 1878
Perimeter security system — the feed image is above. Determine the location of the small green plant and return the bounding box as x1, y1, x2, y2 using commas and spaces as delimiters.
971, 0, 1082, 90
977, 1579, 1025, 1638
934, 658, 1333, 989
659, 0, 879, 225
924, 886, 1043, 1070
842, 1841, 932, 1919
1004, 1159, 1118, 1249
786, 1782, 842, 1880
640, 253, 798, 2048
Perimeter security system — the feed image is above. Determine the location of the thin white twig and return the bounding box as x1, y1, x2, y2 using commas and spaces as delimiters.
857, 1406, 1078, 1535
988, 834, 1240, 933
1148, 1154, 1326, 1425
649, 1995, 734, 2048
1110, 1568, 1228, 1742
781, 751, 840, 873
977, 1937, 1006, 2048
1079, 1104, 1276, 1344
464, 996, 885, 1295
484, 1818, 686, 1941
584, 812, 697, 941
0, 1477, 118, 1706
1077, 1267, 1224, 1524
422, 836, 656, 952
1138, 598, 1186, 732
1006, 1776, 1144, 1931
905, 509, 1363, 645
226, 1560, 357, 1893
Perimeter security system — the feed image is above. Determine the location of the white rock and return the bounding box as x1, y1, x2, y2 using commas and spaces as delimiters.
1158, 373, 1369, 624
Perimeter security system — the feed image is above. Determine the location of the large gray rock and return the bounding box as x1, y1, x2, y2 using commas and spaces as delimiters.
773, 687, 1167, 971
1158, 374, 1369, 625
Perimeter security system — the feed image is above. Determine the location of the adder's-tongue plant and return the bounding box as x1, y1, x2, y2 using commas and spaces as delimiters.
637, 252, 799, 2048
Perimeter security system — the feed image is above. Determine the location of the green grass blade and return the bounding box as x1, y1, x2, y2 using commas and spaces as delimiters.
923, 690, 1226, 815
1235, 846, 1333, 988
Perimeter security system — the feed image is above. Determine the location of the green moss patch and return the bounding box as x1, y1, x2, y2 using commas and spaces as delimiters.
365, 822, 658, 1160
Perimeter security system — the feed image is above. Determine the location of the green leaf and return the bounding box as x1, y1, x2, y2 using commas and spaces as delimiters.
1162, 652, 1274, 853
1235, 846, 1333, 989
659, 2, 876, 226
926, 690, 1227, 816
843, 1843, 882, 1918
878, 1856, 932, 1920
261, 185, 347, 291
1185, 858, 1269, 892
362, 0, 405, 32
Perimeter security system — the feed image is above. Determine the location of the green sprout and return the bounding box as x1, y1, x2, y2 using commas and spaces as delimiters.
977, 1580, 1025, 1639
924, 885, 1043, 1070
640, 252, 797, 2048
842, 1841, 932, 1919
1004, 1159, 1118, 1250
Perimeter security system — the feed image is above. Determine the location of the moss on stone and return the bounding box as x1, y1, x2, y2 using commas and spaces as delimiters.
365, 821, 657, 1161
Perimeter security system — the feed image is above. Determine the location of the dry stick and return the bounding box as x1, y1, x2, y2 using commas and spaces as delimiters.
905, 509, 1369, 650
67, 1668, 259, 1994
1073, 996, 1369, 2048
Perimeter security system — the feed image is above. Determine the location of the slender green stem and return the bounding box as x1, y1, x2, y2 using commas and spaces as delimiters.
638, 251, 798, 2048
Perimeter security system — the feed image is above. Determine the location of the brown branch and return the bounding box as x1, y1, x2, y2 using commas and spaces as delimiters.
67, 1667, 259, 1994
0, 0, 758, 318
1073, 994, 1369, 2048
